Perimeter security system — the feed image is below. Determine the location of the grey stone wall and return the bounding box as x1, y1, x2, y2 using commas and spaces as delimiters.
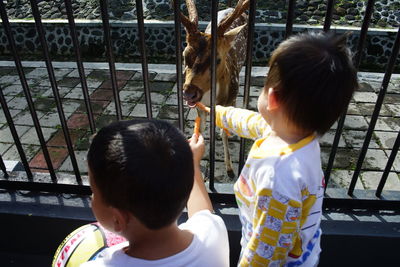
0, 20, 398, 72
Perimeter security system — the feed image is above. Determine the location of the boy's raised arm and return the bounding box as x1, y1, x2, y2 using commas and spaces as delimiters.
187, 134, 213, 217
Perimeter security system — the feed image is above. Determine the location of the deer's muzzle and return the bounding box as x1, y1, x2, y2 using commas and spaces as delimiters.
183, 84, 203, 107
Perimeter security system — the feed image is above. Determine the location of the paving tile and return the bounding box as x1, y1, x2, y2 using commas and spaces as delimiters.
53, 69, 73, 78
0, 75, 19, 85
343, 115, 369, 130
360, 171, 400, 191
139, 92, 167, 105
46, 129, 84, 148
64, 87, 96, 100
154, 73, 176, 81
326, 170, 363, 189
74, 78, 104, 89
0, 143, 12, 154
3, 144, 40, 162
128, 103, 160, 118
61, 100, 83, 114
33, 98, 57, 112
353, 91, 378, 103
158, 105, 180, 120
0, 108, 21, 121
29, 146, 69, 169
1, 84, 23, 96
87, 69, 110, 80
20, 127, 58, 145
57, 77, 81, 88
99, 79, 127, 90
386, 104, 400, 117
103, 101, 135, 116
374, 131, 398, 149
358, 82, 375, 92
369, 116, 400, 132
149, 81, 175, 93
0, 125, 31, 143
67, 113, 91, 129
121, 81, 147, 91
131, 71, 157, 81
119, 90, 143, 102
362, 149, 389, 171
342, 130, 380, 149
116, 70, 135, 80
347, 103, 362, 115
90, 89, 114, 101
320, 147, 359, 170
76, 100, 108, 114
66, 68, 93, 78
42, 87, 72, 98
356, 102, 392, 116
384, 150, 400, 172
24, 68, 48, 78
39, 112, 72, 127
59, 150, 88, 173
319, 130, 346, 148
383, 93, 400, 104
6, 97, 27, 110
13, 110, 46, 126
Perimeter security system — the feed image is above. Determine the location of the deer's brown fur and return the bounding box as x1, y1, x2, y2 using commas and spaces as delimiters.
179, 0, 249, 177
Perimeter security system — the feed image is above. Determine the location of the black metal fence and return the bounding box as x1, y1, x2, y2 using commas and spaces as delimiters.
0, 0, 399, 210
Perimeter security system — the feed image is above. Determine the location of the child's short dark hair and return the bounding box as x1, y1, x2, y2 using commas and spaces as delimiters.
87, 119, 194, 230
265, 31, 358, 135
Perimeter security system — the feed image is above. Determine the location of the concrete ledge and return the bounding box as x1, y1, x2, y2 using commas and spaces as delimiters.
1, 190, 399, 266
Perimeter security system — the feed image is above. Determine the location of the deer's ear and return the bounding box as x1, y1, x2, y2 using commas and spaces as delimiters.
223, 24, 247, 44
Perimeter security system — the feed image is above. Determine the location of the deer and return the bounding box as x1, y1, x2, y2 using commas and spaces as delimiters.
178, 0, 249, 178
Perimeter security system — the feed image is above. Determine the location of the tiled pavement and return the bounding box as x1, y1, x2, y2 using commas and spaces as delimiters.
0, 61, 399, 191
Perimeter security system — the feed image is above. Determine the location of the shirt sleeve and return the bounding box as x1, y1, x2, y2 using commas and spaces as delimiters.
215, 105, 268, 139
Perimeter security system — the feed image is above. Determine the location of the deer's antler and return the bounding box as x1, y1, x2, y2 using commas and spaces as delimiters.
178, 0, 199, 35
217, 0, 250, 36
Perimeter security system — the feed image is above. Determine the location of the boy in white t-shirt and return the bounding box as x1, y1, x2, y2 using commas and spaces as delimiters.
201, 32, 358, 266
81, 119, 229, 267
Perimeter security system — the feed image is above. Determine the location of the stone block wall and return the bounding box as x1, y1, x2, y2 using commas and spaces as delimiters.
0, 20, 398, 72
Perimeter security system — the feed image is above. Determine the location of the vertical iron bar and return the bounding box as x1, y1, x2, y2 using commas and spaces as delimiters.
354, 0, 375, 68
0, 0, 57, 180
29, 0, 81, 182
239, 0, 256, 172
209, 0, 218, 191
0, 154, 8, 178
0, 86, 32, 179
323, 0, 335, 32
349, 26, 400, 195
99, 0, 123, 120
64, 0, 96, 133
173, 0, 184, 131
376, 130, 400, 197
324, 0, 375, 189
285, 0, 295, 39
135, 0, 153, 119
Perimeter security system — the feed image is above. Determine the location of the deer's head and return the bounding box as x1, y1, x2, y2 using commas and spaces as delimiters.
179, 0, 249, 107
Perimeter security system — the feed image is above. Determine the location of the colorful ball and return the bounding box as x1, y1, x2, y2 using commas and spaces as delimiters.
52, 223, 126, 267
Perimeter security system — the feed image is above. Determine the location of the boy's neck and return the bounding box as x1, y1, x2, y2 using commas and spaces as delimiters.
124, 222, 193, 260
268, 113, 312, 145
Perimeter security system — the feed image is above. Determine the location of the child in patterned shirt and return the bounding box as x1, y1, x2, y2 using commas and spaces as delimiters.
214, 32, 358, 266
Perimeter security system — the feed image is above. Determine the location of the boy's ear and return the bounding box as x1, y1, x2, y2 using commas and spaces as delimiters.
267, 87, 279, 111
111, 207, 129, 233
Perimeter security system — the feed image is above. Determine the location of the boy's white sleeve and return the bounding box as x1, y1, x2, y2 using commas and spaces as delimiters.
215, 105, 267, 139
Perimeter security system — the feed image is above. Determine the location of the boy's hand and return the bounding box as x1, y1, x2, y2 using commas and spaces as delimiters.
188, 133, 205, 164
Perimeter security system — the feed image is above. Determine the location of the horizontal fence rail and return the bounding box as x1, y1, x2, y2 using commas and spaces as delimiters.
0, 0, 399, 210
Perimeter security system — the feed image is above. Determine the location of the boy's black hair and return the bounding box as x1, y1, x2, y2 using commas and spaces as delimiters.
265, 31, 358, 135
87, 119, 194, 230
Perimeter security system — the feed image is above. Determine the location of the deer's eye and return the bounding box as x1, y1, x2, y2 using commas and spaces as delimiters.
216, 58, 221, 65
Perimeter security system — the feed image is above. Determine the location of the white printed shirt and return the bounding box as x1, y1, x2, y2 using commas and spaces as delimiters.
216, 106, 324, 267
